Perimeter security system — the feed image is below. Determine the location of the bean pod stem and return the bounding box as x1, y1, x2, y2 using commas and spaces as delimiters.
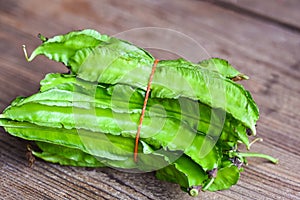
229, 151, 278, 164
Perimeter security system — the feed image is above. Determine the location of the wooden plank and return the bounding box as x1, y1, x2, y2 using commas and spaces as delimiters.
0, 0, 299, 199
216, 0, 300, 30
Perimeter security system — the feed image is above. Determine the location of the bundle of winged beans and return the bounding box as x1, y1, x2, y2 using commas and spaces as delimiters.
0, 29, 277, 196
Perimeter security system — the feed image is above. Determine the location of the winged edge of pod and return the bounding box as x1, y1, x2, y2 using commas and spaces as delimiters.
0, 29, 278, 197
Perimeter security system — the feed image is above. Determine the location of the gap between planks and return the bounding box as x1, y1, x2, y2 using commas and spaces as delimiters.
202, 0, 300, 34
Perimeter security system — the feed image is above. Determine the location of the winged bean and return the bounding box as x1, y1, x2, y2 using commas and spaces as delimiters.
0, 29, 279, 196
11, 73, 249, 148
26, 30, 259, 135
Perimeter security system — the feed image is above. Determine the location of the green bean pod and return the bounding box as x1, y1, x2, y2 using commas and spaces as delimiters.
0, 29, 279, 197
25, 30, 259, 135
9, 73, 250, 148
2, 101, 221, 171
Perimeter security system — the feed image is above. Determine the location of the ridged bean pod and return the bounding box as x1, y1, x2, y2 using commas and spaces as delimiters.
0, 29, 278, 196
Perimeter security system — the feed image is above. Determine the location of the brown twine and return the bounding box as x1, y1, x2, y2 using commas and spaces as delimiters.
134, 59, 159, 162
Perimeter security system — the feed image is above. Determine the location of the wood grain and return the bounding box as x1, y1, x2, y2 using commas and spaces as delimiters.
0, 0, 299, 199
216, 0, 300, 31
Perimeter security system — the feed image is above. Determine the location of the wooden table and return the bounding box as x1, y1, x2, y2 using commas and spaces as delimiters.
0, 0, 299, 199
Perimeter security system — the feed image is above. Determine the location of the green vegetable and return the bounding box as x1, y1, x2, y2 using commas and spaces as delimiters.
198, 58, 249, 81
25, 30, 259, 135
10, 73, 250, 148
0, 29, 278, 196
33, 141, 105, 167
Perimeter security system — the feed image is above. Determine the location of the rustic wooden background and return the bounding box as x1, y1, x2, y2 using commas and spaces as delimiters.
0, 0, 299, 199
